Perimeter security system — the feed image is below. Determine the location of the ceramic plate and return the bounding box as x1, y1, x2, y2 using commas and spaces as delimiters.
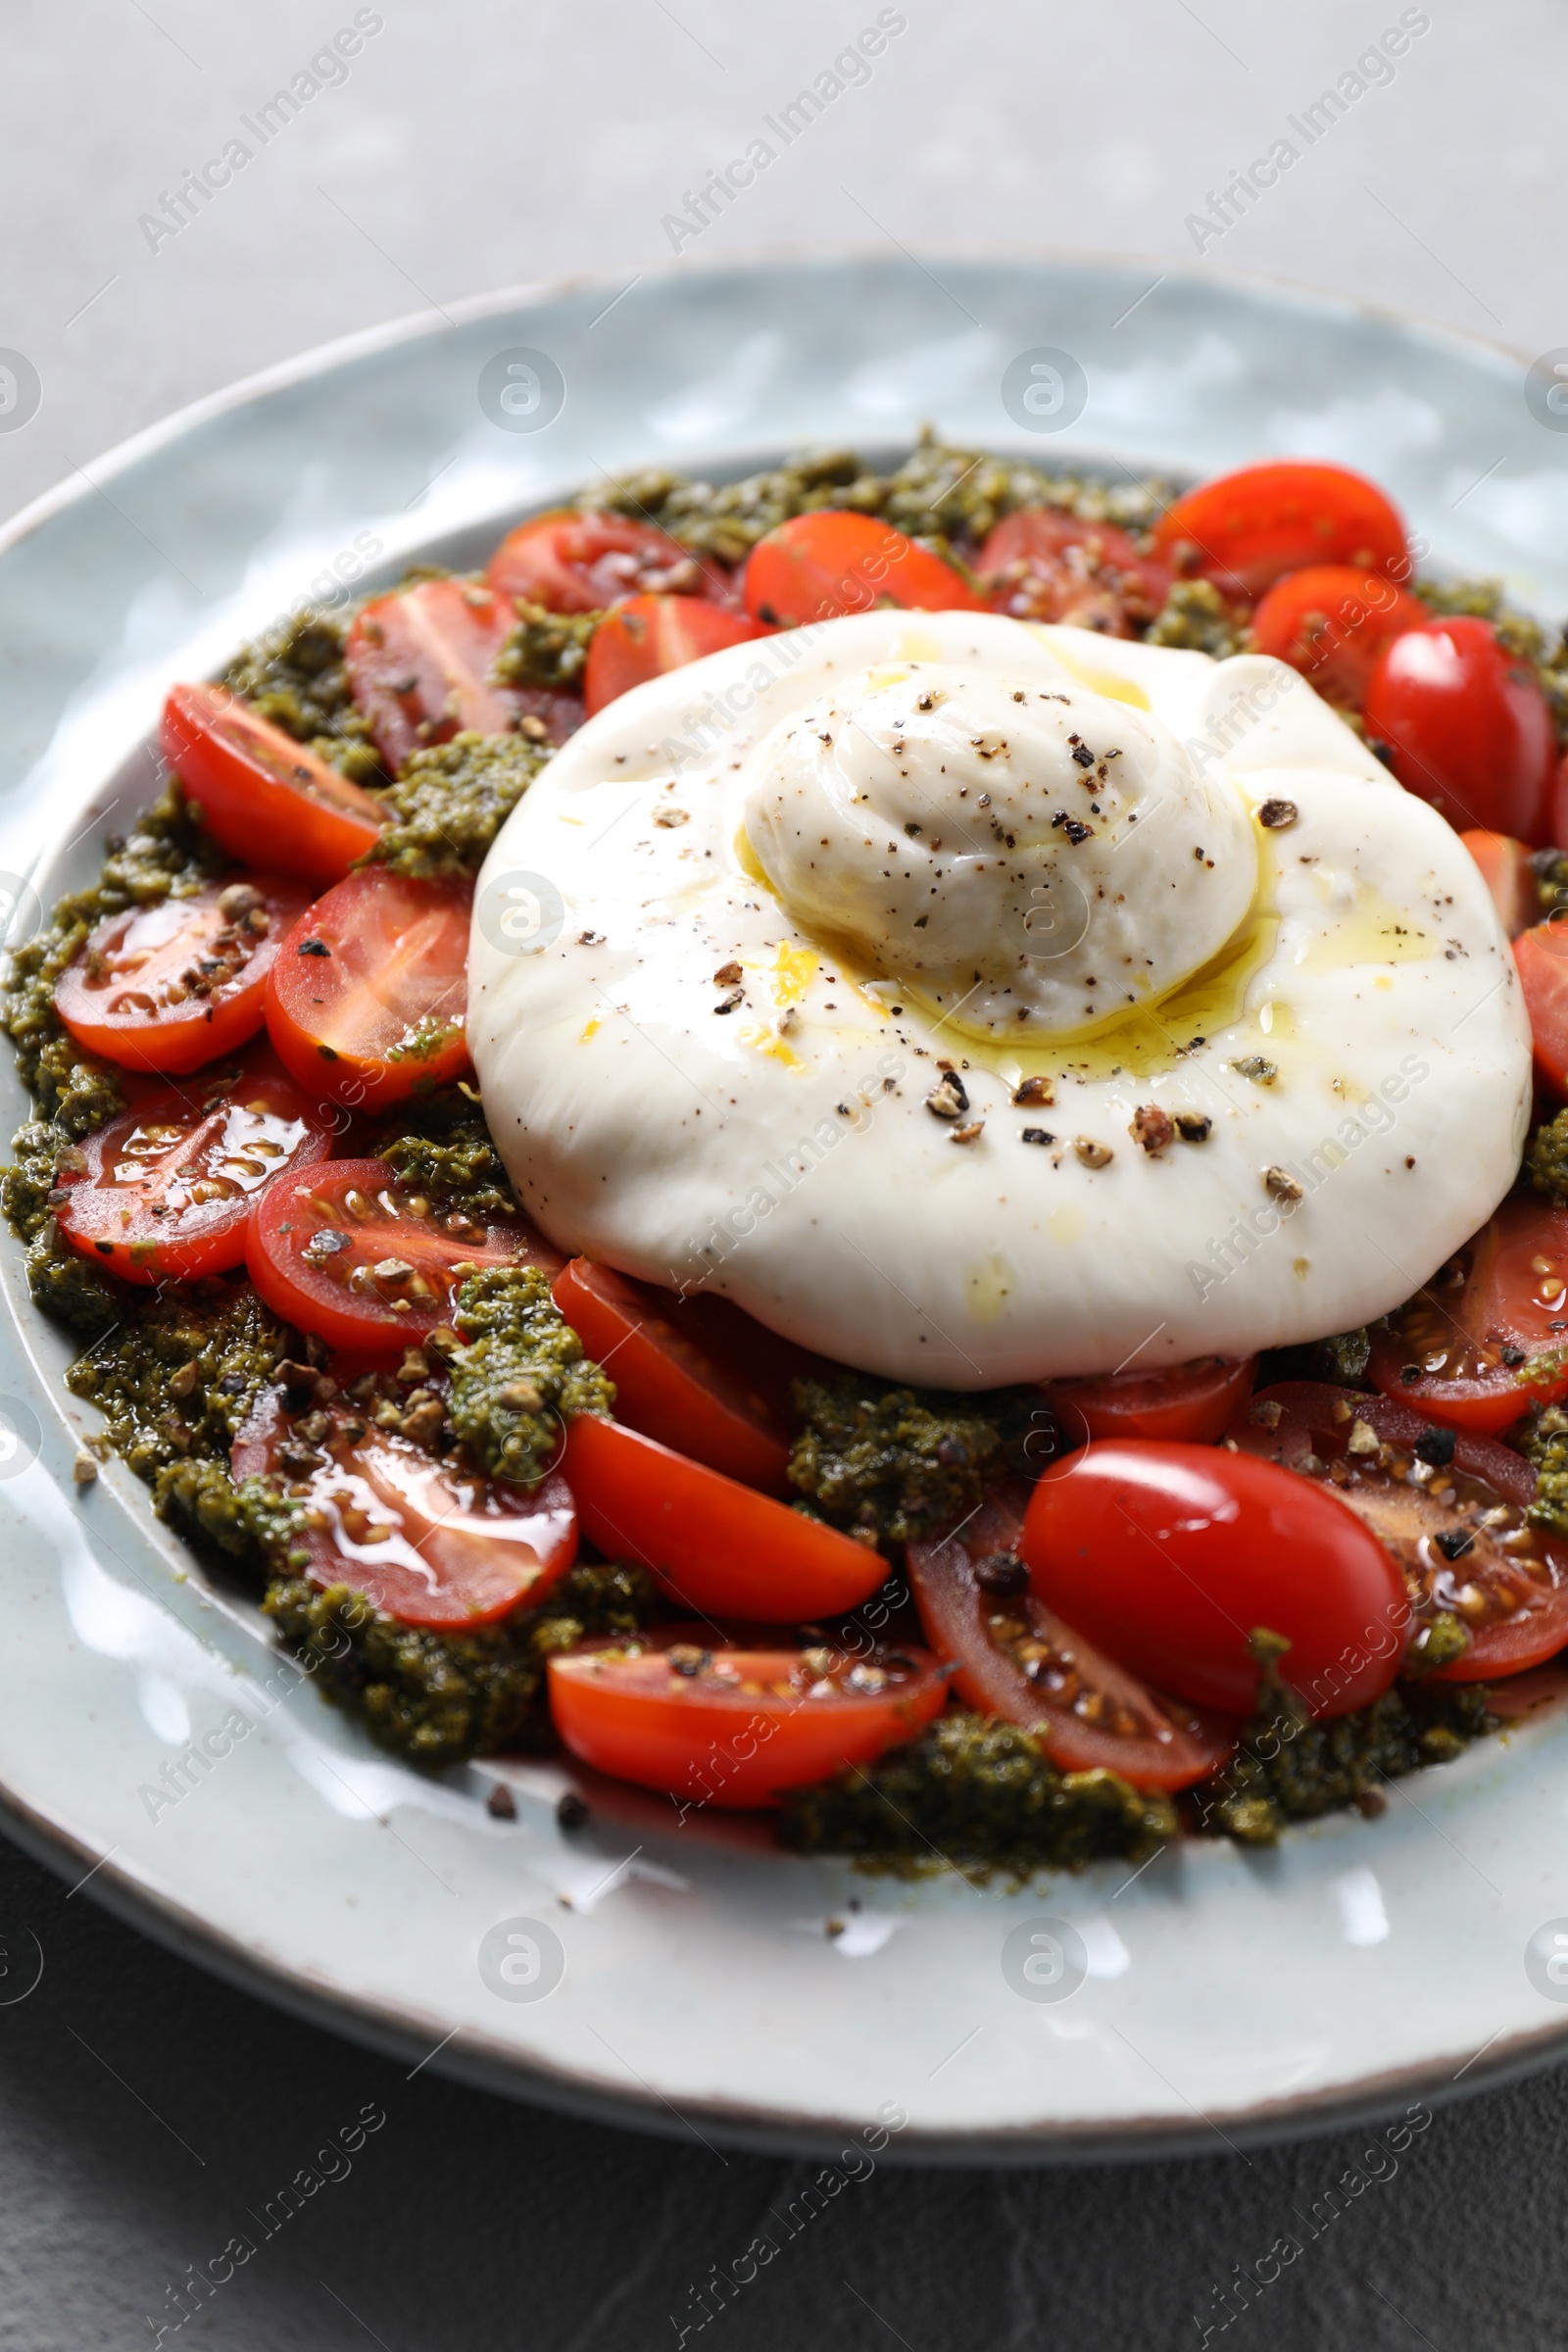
5, 251, 1568, 2163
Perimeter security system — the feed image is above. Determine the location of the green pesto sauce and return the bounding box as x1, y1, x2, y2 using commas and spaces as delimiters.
1145, 577, 1250, 660
221, 610, 382, 784
788, 1373, 1040, 1546
372, 1087, 520, 1221
1527, 1108, 1568, 1206
495, 602, 600, 691
448, 1264, 614, 1485
364, 729, 550, 878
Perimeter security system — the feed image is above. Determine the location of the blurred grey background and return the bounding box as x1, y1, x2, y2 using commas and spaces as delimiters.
5, 4, 1568, 2348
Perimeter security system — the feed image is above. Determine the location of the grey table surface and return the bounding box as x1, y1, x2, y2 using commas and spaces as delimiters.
4, 3, 1568, 2345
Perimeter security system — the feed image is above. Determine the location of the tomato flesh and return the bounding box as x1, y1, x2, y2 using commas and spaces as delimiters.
343, 576, 578, 772
551, 1258, 791, 1494
1021, 1441, 1407, 1719
1249, 564, 1428, 710
485, 509, 730, 614
561, 1413, 886, 1622
906, 1483, 1234, 1789
55, 874, 311, 1075
233, 1387, 574, 1627
246, 1156, 561, 1350
1152, 462, 1408, 599
741, 511, 985, 630
162, 685, 386, 887
1367, 1198, 1568, 1433
54, 1070, 332, 1285
265, 867, 471, 1111
549, 1640, 948, 1808
1363, 618, 1558, 842
1514, 918, 1568, 1095
977, 509, 1172, 635
1230, 1383, 1568, 1682
1039, 1355, 1256, 1450
1461, 830, 1536, 940
582, 594, 769, 716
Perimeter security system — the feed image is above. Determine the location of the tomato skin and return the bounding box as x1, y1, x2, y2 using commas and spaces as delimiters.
485, 510, 730, 614
977, 509, 1172, 634
1461, 830, 1536, 940
1152, 462, 1408, 599
561, 1413, 886, 1622
582, 595, 770, 716
906, 1483, 1236, 1789
343, 576, 579, 772
551, 1258, 791, 1494
233, 1388, 575, 1627
1514, 918, 1568, 1095
162, 685, 386, 887
1040, 1355, 1256, 1450
741, 511, 985, 630
1367, 1197, 1568, 1433
548, 1642, 948, 1808
1249, 564, 1428, 710
54, 1073, 333, 1284
54, 874, 312, 1075
1363, 618, 1558, 842
1021, 1441, 1407, 1719
246, 1157, 561, 1350
265, 867, 471, 1111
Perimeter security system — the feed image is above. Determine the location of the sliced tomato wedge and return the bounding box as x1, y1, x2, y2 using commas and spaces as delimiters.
55, 873, 311, 1075
1515, 918, 1568, 1095
906, 1482, 1234, 1790
1367, 1198, 1568, 1433
1021, 1443, 1407, 1720
1462, 831, 1536, 940
485, 509, 731, 614
741, 511, 985, 629
583, 593, 769, 716
265, 867, 471, 1111
162, 685, 386, 886
1230, 1383, 1568, 1683
561, 1412, 886, 1622
977, 509, 1172, 634
246, 1157, 561, 1350
1039, 1354, 1256, 1449
53, 1070, 333, 1285
233, 1387, 574, 1627
1152, 462, 1408, 600
1248, 564, 1428, 710
551, 1258, 791, 1494
549, 1639, 948, 1808
342, 576, 577, 772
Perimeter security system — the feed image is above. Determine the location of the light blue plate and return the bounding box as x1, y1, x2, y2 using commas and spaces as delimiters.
3, 251, 1567, 2162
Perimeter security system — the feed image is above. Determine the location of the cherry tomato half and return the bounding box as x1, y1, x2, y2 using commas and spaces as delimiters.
1021, 1441, 1407, 1720
343, 576, 578, 772
233, 1387, 575, 1627
54, 1070, 332, 1285
1152, 462, 1408, 600
54, 874, 311, 1076
582, 594, 769, 717
265, 867, 471, 1112
551, 1258, 791, 1494
977, 509, 1172, 636
1363, 618, 1558, 842
246, 1157, 561, 1351
485, 509, 730, 614
162, 685, 386, 887
1249, 564, 1428, 710
561, 1412, 887, 1622
1514, 917, 1568, 1096
1039, 1355, 1257, 1450
906, 1483, 1235, 1790
1461, 830, 1536, 940
741, 511, 984, 630
549, 1640, 948, 1808
1367, 1198, 1568, 1433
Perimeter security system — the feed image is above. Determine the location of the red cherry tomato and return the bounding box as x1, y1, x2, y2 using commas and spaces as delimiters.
54, 874, 311, 1075
906, 1483, 1235, 1790
1039, 1355, 1257, 1450
741, 511, 985, 630
1152, 462, 1408, 599
582, 594, 769, 716
53, 1070, 333, 1285
1249, 564, 1428, 710
549, 1640, 948, 1808
485, 509, 731, 614
1021, 1441, 1407, 1720
343, 576, 579, 773
1514, 918, 1568, 1095
162, 685, 387, 888
1461, 830, 1536, 940
1230, 1383, 1568, 1683
976, 509, 1172, 635
246, 1157, 561, 1351
561, 1412, 886, 1622
1367, 1198, 1568, 1433
233, 1387, 575, 1628
1363, 618, 1558, 842
551, 1258, 791, 1494
265, 868, 471, 1112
